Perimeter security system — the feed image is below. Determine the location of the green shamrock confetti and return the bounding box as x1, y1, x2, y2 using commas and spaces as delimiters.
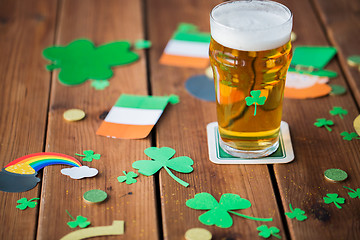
134, 40, 152, 50
66, 210, 91, 228
132, 147, 193, 187
245, 90, 266, 116
117, 171, 138, 185
43, 39, 139, 85
186, 192, 272, 228
329, 84, 346, 96
75, 150, 101, 162
257, 225, 281, 239
284, 204, 307, 221
323, 193, 345, 209
16, 197, 40, 210
343, 186, 360, 199
91, 79, 110, 90
314, 118, 334, 132
329, 106, 348, 119
340, 131, 360, 141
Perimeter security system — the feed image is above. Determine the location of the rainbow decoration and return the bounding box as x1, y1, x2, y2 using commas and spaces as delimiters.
4, 152, 82, 175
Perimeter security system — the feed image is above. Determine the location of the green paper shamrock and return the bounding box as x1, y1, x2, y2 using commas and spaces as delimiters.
245, 90, 266, 116
329, 106, 348, 119
43, 39, 139, 85
257, 225, 281, 239
314, 118, 334, 132
75, 150, 101, 162
343, 186, 360, 199
323, 193, 345, 209
117, 171, 138, 185
16, 197, 40, 210
134, 40, 152, 50
284, 204, 307, 221
186, 192, 272, 228
340, 131, 360, 141
329, 84, 346, 95
132, 147, 193, 187
91, 79, 110, 90
66, 210, 91, 228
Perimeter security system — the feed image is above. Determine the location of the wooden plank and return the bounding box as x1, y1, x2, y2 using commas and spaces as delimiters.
36, 0, 158, 239
275, 0, 360, 239
312, 0, 360, 106
147, 0, 287, 239
0, 0, 57, 239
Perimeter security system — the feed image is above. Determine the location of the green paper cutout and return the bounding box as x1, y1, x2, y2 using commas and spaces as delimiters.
340, 131, 360, 141
16, 197, 40, 210
343, 186, 360, 199
257, 225, 281, 239
323, 193, 345, 209
91, 80, 109, 90
324, 168, 348, 182
291, 46, 337, 69
288, 68, 338, 78
314, 118, 334, 132
66, 210, 91, 228
134, 40, 152, 50
172, 23, 211, 43
132, 147, 193, 187
115, 94, 179, 110
347, 55, 360, 66
83, 189, 107, 203
43, 39, 139, 85
245, 90, 266, 116
329, 106, 348, 119
285, 204, 307, 221
186, 192, 273, 228
75, 150, 101, 162
117, 171, 138, 185
329, 84, 346, 95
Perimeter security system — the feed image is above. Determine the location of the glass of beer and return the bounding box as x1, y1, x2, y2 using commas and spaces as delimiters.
209, 0, 293, 158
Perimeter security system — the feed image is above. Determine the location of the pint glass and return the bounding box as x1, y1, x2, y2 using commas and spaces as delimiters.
209, 0, 293, 158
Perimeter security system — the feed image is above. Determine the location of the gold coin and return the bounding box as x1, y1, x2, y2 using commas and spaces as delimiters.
354, 115, 360, 135
205, 66, 213, 80
63, 109, 86, 121
291, 32, 297, 42
185, 228, 212, 240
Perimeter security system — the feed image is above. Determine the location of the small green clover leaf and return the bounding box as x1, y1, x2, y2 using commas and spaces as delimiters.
117, 171, 138, 185
91, 79, 110, 90
340, 131, 360, 141
257, 225, 281, 239
16, 198, 40, 210
323, 193, 345, 209
186, 192, 272, 228
66, 210, 91, 228
245, 90, 266, 116
343, 186, 360, 199
284, 204, 307, 221
75, 150, 101, 162
132, 147, 193, 187
134, 40, 152, 50
329, 106, 348, 119
314, 118, 334, 132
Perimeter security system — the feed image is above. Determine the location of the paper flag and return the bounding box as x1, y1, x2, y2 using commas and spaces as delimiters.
160, 23, 210, 68
96, 94, 179, 139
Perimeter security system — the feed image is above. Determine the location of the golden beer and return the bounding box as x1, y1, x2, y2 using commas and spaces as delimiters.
210, 0, 293, 158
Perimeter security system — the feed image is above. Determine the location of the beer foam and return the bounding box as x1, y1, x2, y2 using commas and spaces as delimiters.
210, 0, 292, 51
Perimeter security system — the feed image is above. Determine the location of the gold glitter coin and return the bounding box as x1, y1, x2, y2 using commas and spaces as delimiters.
354, 115, 360, 135
205, 66, 213, 80
324, 168, 348, 182
63, 109, 86, 121
83, 189, 107, 203
291, 32, 297, 42
185, 228, 212, 240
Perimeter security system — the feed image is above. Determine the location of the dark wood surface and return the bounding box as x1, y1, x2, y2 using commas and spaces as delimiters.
0, 0, 359, 239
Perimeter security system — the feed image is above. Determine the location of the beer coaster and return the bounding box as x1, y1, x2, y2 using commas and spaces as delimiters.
206, 121, 294, 164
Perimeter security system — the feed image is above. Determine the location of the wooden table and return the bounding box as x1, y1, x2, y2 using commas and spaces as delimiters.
1, 0, 359, 239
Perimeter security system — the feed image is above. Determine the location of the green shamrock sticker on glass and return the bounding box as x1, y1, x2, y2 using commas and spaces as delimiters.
343, 186, 360, 199
117, 171, 138, 185
43, 39, 139, 85
329, 106, 348, 119
66, 210, 91, 228
340, 131, 360, 141
284, 204, 307, 221
75, 150, 101, 162
314, 118, 334, 132
257, 225, 281, 239
245, 90, 266, 116
16, 197, 40, 210
132, 147, 193, 187
323, 193, 345, 209
186, 192, 272, 228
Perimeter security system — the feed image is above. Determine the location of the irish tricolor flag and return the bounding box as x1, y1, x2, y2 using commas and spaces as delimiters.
160, 23, 211, 68
96, 94, 179, 139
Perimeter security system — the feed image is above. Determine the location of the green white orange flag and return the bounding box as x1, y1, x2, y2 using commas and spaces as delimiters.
96, 94, 179, 139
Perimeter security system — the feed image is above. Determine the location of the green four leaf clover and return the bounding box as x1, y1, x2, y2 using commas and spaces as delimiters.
16, 197, 40, 210
340, 131, 360, 141
76, 150, 101, 162
117, 171, 138, 185
323, 193, 345, 209
257, 225, 281, 239
132, 147, 193, 187
329, 106, 348, 119
245, 90, 266, 116
343, 186, 360, 199
284, 204, 307, 221
66, 210, 91, 228
314, 118, 334, 132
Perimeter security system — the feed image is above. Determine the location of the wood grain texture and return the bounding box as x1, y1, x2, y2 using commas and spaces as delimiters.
275, 0, 360, 239
147, 0, 287, 239
36, 0, 158, 239
0, 0, 57, 239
